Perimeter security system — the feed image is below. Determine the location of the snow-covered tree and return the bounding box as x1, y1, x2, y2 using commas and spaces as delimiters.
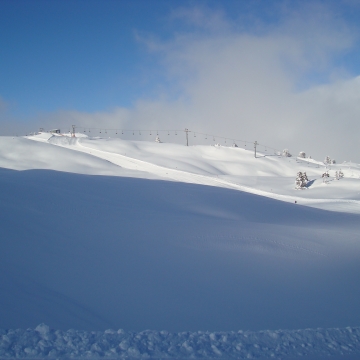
298, 151, 306, 158
335, 170, 344, 180
324, 156, 332, 164
322, 171, 330, 183
295, 172, 309, 189
155, 136, 162, 143
282, 149, 292, 157
232, 143, 238, 148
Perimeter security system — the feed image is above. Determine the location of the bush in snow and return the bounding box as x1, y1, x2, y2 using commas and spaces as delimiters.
282, 149, 292, 157
155, 136, 162, 143
298, 151, 306, 158
232, 143, 238, 148
295, 172, 308, 189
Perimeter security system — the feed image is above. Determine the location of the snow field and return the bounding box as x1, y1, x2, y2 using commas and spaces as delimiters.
1, 134, 360, 359
1, 168, 360, 333
31, 134, 360, 214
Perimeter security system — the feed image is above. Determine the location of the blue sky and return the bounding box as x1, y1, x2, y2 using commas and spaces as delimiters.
1, 0, 360, 161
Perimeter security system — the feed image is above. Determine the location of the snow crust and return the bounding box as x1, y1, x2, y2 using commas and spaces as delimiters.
1, 324, 360, 359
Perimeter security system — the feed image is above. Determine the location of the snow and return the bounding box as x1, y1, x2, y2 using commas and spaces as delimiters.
6, 134, 360, 214
0, 134, 360, 358
0, 137, 161, 179
1, 324, 360, 358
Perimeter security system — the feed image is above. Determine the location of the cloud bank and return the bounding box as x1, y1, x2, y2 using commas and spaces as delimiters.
6, 3, 360, 162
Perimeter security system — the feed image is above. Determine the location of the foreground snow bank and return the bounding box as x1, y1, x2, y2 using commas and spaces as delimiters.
1, 324, 360, 359
1, 168, 360, 332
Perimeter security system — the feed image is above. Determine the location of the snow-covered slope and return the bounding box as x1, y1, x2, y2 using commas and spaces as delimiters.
1, 135, 360, 359
0, 136, 162, 179
3, 134, 360, 214
1, 166, 360, 331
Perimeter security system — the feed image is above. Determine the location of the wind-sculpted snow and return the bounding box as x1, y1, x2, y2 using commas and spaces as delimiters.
1, 168, 360, 333
1, 324, 360, 359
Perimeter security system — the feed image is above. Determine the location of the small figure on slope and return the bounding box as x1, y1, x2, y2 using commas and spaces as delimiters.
295, 171, 309, 189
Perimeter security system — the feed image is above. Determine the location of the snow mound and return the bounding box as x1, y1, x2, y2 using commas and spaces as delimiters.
1, 324, 359, 359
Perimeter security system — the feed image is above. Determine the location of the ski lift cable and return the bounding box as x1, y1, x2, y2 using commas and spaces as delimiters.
54, 126, 281, 152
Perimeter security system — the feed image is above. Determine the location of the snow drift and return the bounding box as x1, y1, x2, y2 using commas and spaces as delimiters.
1, 167, 360, 333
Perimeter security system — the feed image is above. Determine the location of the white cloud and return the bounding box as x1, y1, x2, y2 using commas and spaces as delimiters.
17, 4, 360, 162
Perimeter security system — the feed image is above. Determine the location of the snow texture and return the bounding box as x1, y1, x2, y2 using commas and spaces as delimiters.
1, 324, 360, 359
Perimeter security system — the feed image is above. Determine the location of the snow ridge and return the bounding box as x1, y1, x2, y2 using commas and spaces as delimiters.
1, 325, 360, 359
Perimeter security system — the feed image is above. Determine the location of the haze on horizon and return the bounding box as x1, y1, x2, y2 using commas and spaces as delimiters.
1, 0, 360, 162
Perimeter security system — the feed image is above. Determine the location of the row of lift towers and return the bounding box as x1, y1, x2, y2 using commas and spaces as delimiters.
64, 125, 259, 158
